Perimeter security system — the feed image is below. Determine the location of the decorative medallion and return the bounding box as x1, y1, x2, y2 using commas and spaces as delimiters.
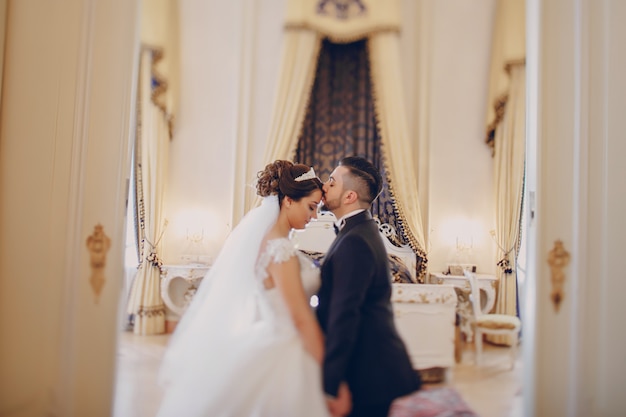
86, 224, 111, 304
547, 239, 570, 312
316, 0, 367, 19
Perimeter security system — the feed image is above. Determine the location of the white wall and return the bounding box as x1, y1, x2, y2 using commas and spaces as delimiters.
426, 0, 497, 274
163, 0, 286, 263
163, 0, 499, 276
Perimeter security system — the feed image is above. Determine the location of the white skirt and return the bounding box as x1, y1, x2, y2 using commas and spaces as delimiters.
155, 319, 330, 417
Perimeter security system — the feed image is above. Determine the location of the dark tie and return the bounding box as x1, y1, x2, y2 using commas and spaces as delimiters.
333, 224, 340, 235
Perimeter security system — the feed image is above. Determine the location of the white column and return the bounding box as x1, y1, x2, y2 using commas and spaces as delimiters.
526, 0, 626, 415
0, 0, 139, 415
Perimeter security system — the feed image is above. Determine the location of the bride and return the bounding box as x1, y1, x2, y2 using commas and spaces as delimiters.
156, 160, 333, 417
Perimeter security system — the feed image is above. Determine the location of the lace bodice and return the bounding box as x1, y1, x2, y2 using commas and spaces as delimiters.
255, 238, 321, 299
255, 238, 321, 330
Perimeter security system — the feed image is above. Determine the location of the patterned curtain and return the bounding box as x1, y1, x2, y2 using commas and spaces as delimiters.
296, 38, 409, 249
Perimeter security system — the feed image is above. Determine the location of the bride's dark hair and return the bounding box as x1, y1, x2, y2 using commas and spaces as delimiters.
256, 160, 323, 206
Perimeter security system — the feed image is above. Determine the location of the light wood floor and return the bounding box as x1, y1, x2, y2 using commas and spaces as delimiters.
113, 331, 523, 417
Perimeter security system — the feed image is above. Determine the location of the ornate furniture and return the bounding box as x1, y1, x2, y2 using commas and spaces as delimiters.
291, 213, 456, 374
160, 264, 210, 316
291, 212, 418, 283
465, 270, 521, 369
429, 272, 498, 314
429, 272, 498, 344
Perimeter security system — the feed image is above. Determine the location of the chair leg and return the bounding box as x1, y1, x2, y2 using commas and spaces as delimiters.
475, 329, 483, 365
509, 332, 518, 370
454, 324, 463, 364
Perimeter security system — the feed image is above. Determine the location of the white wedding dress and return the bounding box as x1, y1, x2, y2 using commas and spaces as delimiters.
155, 235, 330, 417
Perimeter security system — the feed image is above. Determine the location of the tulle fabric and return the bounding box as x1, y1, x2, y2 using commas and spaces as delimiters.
155, 195, 330, 417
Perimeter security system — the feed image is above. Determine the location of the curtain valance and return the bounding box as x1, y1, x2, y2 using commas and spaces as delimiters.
285, 0, 400, 43
485, 0, 525, 150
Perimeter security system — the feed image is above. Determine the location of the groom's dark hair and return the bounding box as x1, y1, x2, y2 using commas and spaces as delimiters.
339, 156, 382, 205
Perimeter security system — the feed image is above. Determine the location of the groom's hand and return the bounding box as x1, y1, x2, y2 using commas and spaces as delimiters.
326, 382, 352, 417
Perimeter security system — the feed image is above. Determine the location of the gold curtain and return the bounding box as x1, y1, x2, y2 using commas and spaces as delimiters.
256, 0, 427, 277
126, 49, 170, 335
484, 0, 526, 345
485, 0, 525, 150
489, 63, 526, 345
140, 0, 179, 132
255, 0, 405, 188
247, 29, 322, 211
368, 32, 427, 279
125, 0, 179, 335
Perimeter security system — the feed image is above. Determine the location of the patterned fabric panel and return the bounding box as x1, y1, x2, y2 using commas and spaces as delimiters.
294, 38, 427, 278
389, 254, 414, 284
295, 39, 400, 238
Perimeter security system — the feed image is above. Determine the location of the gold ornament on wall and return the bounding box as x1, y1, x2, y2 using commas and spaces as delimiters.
86, 224, 111, 304
547, 240, 570, 312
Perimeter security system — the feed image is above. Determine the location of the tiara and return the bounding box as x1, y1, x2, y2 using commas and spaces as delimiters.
294, 167, 317, 182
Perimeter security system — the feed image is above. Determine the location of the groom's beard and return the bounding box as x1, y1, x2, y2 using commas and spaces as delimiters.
320, 198, 334, 213
320, 198, 338, 214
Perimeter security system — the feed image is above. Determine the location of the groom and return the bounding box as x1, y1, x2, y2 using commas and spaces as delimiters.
317, 156, 421, 417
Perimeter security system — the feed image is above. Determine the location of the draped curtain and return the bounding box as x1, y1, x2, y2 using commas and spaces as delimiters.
295, 38, 427, 279
261, 0, 428, 280
247, 30, 321, 211
489, 63, 526, 345
125, 0, 179, 335
295, 40, 387, 222
126, 48, 170, 335
484, 0, 525, 151
368, 32, 427, 277
484, 0, 526, 345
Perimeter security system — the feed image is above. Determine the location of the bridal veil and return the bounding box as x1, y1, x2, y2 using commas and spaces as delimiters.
158, 195, 279, 387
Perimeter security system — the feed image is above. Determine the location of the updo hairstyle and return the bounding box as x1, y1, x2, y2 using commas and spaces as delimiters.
256, 160, 323, 206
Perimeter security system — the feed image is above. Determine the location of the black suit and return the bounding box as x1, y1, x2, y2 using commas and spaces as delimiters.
317, 211, 421, 416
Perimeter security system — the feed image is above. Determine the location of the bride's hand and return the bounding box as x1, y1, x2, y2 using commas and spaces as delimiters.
327, 382, 351, 417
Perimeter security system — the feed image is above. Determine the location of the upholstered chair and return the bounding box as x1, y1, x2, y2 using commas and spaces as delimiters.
464, 270, 521, 369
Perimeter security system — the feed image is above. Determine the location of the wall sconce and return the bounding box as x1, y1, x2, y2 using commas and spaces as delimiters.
187, 228, 204, 244
181, 228, 212, 265
172, 207, 227, 266
451, 234, 474, 266
456, 236, 474, 252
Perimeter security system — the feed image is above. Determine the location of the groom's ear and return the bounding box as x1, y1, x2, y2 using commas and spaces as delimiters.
344, 190, 358, 205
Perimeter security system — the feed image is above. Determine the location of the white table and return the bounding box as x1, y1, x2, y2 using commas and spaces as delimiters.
160, 264, 211, 316
429, 272, 498, 314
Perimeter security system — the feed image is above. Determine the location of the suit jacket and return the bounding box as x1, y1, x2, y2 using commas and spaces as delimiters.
316, 210, 421, 406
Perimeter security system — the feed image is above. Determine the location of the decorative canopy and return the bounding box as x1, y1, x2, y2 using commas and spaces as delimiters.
257, 0, 428, 280
285, 0, 401, 43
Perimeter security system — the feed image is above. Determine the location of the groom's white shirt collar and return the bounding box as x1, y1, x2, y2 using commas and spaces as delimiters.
335, 209, 365, 231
